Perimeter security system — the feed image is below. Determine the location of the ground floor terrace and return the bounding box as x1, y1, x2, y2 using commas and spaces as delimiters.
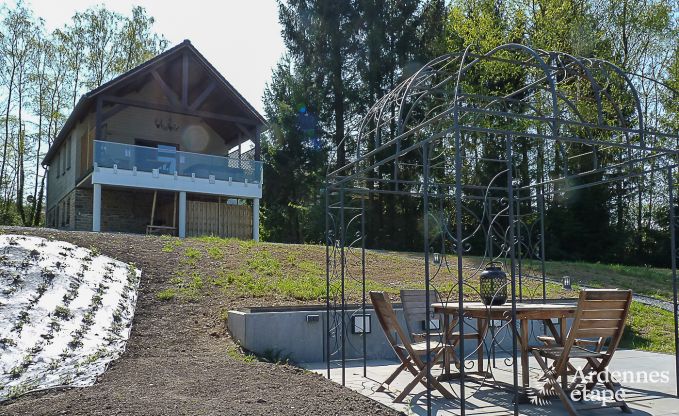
47, 184, 259, 240
305, 350, 678, 416
230, 298, 678, 416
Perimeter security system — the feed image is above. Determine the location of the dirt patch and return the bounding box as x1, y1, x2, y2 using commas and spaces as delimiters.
0, 227, 400, 416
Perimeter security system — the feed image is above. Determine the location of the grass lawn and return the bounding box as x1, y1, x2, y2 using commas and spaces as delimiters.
621, 302, 675, 353
155, 236, 675, 354
541, 259, 674, 301
158, 236, 571, 304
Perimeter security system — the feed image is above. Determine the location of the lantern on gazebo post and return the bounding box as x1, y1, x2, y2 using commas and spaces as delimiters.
480, 263, 508, 306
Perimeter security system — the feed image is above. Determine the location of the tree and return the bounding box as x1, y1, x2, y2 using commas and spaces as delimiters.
0, 0, 38, 223
278, 0, 361, 169
0, 3, 167, 226
116, 6, 168, 73
273, 0, 449, 248
261, 58, 326, 242
57, 13, 86, 107
82, 6, 123, 89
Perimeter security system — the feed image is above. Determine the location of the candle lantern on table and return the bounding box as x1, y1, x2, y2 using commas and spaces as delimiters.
480, 263, 508, 306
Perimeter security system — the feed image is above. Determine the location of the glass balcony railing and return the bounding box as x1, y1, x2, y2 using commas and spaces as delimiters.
93, 140, 262, 184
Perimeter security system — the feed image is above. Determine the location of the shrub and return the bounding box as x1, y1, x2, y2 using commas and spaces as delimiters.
54, 305, 73, 320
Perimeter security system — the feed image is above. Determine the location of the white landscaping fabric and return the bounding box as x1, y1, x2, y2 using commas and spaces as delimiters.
0, 234, 141, 401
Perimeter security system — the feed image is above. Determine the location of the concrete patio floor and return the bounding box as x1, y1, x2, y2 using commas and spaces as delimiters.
303, 350, 679, 415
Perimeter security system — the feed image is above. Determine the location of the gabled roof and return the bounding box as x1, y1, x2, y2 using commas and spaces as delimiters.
42, 39, 265, 165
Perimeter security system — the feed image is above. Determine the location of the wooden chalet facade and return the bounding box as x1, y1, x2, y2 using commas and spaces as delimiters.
42, 40, 265, 239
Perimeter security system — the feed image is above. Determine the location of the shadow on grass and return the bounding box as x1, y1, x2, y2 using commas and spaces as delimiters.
620, 323, 655, 351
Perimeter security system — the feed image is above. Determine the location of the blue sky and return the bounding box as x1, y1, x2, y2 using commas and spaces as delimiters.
13, 0, 286, 114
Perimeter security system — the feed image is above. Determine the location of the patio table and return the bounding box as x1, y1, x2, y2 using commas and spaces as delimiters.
432, 301, 577, 398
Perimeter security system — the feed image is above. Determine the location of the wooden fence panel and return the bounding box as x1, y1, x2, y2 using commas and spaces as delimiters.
187, 201, 252, 239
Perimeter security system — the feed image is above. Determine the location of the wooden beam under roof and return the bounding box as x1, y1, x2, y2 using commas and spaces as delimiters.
190, 81, 216, 111
101, 104, 127, 121
101, 95, 259, 126
151, 70, 182, 107
182, 52, 189, 107
234, 122, 252, 137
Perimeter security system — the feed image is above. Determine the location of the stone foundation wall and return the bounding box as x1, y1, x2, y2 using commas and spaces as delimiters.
73, 187, 155, 233
74, 188, 93, 231
47, 190, 76, 230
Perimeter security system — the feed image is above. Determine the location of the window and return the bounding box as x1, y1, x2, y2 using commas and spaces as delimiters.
65, 197, 70, 226
67, 138, 72, 170
61, 144, 66, 175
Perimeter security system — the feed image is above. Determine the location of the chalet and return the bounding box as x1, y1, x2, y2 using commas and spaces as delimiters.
42, 40, 264, 240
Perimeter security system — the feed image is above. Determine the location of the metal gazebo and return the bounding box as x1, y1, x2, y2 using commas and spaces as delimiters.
324, 44, 679, 415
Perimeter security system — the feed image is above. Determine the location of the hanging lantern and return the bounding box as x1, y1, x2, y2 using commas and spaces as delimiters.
480, 263, 508, 306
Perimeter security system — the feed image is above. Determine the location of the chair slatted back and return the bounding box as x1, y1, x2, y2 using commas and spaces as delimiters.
400, 289, 442, 341
556, 289, 632, 374
370, 291, 419, 357
571, 290, 632, 343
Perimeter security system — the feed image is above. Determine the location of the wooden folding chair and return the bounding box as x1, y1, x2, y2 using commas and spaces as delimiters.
536, 333, 605, 377
537, 335, 603, 352
400, 289, 478, 369
529, 289, 633, 415
370, 291, 454, 402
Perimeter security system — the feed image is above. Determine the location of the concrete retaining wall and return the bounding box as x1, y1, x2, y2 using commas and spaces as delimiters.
228, 305, 571, 364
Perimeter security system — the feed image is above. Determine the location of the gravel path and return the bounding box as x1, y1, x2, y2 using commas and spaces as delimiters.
630, 293, 674, 312
0, 227, 400, 416
525, 275, 676, 311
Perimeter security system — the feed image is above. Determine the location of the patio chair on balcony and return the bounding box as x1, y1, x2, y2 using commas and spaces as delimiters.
370, 291, 454, 403
529, 289, 633, 416
400, 289, 478, 369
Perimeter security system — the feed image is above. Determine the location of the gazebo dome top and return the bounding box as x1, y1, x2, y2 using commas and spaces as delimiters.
328, 43, 678, 188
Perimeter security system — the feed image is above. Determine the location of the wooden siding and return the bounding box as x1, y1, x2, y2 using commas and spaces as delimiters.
47, 113, 91, 211
78, 124, 94, 180
187, 201, 252, 239
104, 81, 229, 155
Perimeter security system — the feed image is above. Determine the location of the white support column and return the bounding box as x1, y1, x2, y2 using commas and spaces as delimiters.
178, 191, 187, 238
252, 198, 260, 242
92, 183, 102, 232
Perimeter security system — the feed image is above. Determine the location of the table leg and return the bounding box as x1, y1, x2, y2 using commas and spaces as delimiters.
520, 318, 530, 389
559, 317, 567, 344
443, 312, 450, 378
477, 318, 487, 373
559, 317, 567, 389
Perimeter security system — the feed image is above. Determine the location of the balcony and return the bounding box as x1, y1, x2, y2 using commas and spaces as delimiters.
91, 140, 262, 198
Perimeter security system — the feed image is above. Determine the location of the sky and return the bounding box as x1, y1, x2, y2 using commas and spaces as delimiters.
10, 0, 287, 115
